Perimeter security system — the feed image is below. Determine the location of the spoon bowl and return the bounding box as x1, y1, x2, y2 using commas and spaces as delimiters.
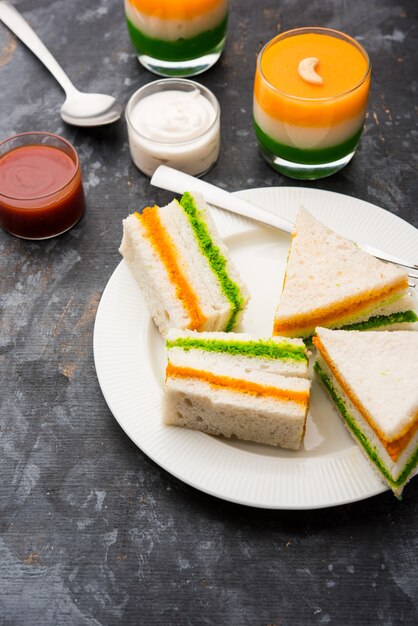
0, 1, 122, 127
60, 91, 123, 127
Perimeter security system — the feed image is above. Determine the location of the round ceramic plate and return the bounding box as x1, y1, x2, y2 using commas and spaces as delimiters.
93, 187, 418, 509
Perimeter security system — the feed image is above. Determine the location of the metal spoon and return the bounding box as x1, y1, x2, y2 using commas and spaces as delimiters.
0, 1, 122, 126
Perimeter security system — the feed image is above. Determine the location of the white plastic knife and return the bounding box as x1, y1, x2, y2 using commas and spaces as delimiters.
150, 165, 418, 274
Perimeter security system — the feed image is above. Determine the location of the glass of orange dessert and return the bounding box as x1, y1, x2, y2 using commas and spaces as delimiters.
125, 0, 228, 77
253, 27, 371, 179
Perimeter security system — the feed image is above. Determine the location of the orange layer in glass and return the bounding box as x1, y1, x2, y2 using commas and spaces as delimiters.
127, 0, 224, 20
255, 32, 370, 127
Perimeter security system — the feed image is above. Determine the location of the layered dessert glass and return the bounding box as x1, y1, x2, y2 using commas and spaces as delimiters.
253, 27, 371, 179
125, 0, 228, 76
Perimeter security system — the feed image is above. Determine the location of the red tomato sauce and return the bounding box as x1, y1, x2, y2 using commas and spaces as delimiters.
0, 143, 85, 239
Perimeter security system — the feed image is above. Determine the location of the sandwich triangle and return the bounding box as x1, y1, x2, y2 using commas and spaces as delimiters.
315, 328, 418, 440
274, 207, 406, 325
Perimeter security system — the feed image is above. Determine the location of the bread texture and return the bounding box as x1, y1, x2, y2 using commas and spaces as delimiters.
273, 208, 417, 338
164, 330, 311, 449
313, 327, 418, 496
119, 192, 250, 337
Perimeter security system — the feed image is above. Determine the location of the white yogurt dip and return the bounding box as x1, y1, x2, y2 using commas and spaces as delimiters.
126, 79, 220, 177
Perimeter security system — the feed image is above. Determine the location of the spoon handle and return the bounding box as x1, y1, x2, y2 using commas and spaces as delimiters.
0, 1, 76, 95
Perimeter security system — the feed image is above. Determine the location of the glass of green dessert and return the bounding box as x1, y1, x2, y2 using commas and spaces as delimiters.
125, 0, 228, 77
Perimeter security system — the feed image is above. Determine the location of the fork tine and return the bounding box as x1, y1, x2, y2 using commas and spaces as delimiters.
372, 255, 418, 280
373, 255, 418, 276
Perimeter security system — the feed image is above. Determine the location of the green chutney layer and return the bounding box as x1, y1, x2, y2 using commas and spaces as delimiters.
179, 193, 245, 332
167, 337, 307, 362
338, 310, 418, 332
303, 310, 418, 345
126, 15, 227, 62
314, 362, 418, 492
253, 120, 363, 165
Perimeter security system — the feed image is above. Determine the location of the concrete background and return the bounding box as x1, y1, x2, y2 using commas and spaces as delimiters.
1, 0, 417, 624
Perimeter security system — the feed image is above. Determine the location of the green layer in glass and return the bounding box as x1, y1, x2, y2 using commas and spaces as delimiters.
253, 120, 363, 165
314, 362, 418, 493
167, 337, 307, 362
126, 15, 227, 62
179, 193, 244, 332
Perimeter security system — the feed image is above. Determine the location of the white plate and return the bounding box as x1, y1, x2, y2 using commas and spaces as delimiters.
93, 187, 418, 509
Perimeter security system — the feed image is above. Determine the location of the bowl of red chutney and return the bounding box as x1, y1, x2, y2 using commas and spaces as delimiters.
0, 131, 85, 239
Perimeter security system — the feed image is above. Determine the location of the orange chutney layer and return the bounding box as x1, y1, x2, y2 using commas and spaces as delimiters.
274, 279, 408, 335
313, 336, 418, 461
127, 0, 224, 20
255, 33, 370, 127
166, 363, 309, 406
137, 208, 207, 330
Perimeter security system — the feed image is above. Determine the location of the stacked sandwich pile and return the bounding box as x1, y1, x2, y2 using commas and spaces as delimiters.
120, 192, 418, 497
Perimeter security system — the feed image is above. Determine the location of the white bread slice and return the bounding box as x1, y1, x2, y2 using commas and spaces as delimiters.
274, 208, 415, 337
119, 193, 249, 336
166, 328, 309, 378
164, 376, 309, 449
314, 327, 418, 495
119, 212, 191, 333
158, 201, 230, 331
164, 336, 311, 449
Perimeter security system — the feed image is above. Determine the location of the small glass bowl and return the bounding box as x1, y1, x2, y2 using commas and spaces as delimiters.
125, 78, 221, 178
0, 132, 85, 239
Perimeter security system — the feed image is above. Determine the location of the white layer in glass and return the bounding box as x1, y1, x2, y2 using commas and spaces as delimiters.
253, 98, 367, 150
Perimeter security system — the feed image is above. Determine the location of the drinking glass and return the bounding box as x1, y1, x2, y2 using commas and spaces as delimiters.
125, 0, 228, 77
253, 27, 371, 179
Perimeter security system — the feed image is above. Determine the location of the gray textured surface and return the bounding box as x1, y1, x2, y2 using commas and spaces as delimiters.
1, 0, 418, 624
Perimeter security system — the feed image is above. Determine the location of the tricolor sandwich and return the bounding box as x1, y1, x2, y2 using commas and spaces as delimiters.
119, 192, 249, 336
313, 327, 418, 496
164, 329, 311, 449
273, 208, 417, 340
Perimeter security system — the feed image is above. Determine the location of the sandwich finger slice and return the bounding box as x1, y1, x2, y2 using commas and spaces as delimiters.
164, 330, 311, 449
119, 191, 249, 337
313, 327, 418, 497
